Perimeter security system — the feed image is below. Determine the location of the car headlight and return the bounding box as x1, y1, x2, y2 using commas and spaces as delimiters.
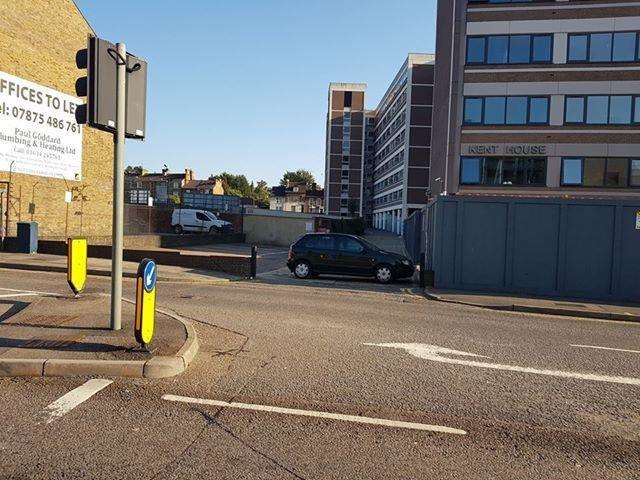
401, 259, 411, 266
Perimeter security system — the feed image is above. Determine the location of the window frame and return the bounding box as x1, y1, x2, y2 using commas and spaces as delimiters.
462, 95, 550, 126
564, 95, 639, 125
459, 156, 547, 187
567, 31, 640, 64
561, 157, 639, 188
465, 33, 553, 66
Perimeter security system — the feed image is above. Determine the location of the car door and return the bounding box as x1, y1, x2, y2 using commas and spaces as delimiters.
181, 211, 197, 232
306, 235, 336, 273
334, 236, 373, 276
195, 211, 210, 232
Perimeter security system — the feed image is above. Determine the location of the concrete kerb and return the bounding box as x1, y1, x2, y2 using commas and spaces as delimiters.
0, 295, 200, 379
0, 262, 236, 284
423, 290, 640, 323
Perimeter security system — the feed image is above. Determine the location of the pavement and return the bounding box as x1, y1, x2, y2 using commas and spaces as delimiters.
0, 289, 199, 378
425, 288, 640, 322
0, 268, 639, 479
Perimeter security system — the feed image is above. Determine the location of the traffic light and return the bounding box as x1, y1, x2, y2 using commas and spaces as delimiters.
75, 35, 147, 139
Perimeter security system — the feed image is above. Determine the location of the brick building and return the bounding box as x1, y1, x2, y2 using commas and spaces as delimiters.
0, 0, 114, 239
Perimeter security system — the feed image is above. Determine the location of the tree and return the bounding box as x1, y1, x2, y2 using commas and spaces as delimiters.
252, 180, 270, 208
209, 172, 270, 207
280, 169, 316, 188
124, 165, 147, 176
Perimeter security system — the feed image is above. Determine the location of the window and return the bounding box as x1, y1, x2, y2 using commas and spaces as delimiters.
484, 97, 506, 124
344, 91, 352, 108
532, 35, 552, 63
340, 198, 348, 207
341, 184, 348, 192
609, 96, 632, 124
569, 32, 640, 63
463, 97, 483, 124
460, 156, 546, 186
195, 212, 209, 221
562, 158, 582, 185
466, 34, 552, 65
463, 96, 549, 126
590, 33, 613, 62
568, 34, 588, 62
613, 32, 637, 62
460, 157, 481, 184
562, 158, 638, 187
631, 159, 640, 186
342, 141, 350, 154
301, 235, 334, 250
341, 170, 349, 179
506, 96, 528, 125
565, 96, 585, 123
529, 97, 549, 124
586, 96, 609, 124
336, 236, 364, 254
509, 35, 531, 64
566, 95, 638, 125
467, 37, 486, 64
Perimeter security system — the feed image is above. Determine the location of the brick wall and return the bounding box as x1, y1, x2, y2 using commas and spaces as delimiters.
0, 0, 114, 238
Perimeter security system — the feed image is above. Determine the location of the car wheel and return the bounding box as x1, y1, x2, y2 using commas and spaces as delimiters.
293, 260, 312, 279
174, 225, 183, 235
375, 264, 394, 284
209, 226, 219, 235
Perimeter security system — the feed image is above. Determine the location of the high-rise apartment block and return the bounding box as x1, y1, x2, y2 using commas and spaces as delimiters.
324, 54, 435, 233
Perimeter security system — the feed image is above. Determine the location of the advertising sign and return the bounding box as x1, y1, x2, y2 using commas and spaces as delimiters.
0, 70, 83, 180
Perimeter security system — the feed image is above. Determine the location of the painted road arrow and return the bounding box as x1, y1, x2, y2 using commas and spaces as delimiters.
364, 343, 640, 387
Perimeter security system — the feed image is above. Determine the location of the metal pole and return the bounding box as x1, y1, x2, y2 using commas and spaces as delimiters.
110, 42, 127, 331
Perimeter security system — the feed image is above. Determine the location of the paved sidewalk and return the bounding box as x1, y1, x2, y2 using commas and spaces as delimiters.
0, 252, 237, 283
0, 293, 198, 377
425, 288, 640, 322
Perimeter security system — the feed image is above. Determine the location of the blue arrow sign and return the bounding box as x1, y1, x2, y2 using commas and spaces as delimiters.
143, 260, 157, 293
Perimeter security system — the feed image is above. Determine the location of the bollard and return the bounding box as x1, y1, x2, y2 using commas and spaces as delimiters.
250, 245, 258, 279
419, 253, 426, 289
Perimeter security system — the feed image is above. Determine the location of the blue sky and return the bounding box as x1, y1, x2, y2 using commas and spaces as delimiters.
74, 0, 437, 186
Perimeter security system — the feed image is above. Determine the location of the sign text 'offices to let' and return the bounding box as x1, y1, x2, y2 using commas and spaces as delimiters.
0, 70, 82, 181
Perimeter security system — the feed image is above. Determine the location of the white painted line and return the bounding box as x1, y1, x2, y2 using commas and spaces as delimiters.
0, 287, 61, 297
162, 394, 467, 435
570, 344, 640, 355
0, 293, 42, 298
41, 379, 113, 424
366, 343, 640, 387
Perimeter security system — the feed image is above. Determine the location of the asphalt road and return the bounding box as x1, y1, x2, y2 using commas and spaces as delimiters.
0, 269, 639, 479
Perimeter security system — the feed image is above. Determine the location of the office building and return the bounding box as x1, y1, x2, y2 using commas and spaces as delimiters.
430, 0, 640, 198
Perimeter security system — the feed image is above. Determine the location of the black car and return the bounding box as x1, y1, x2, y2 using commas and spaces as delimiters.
287, 233, 414, 283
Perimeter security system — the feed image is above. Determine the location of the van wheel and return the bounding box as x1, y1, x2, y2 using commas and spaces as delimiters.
209, 226, 219, 235
293, 260, 312, 279
174, 225, 183, 235
375, 264, 394, 284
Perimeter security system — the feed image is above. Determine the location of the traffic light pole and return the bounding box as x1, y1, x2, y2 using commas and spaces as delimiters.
110, 42, 126, 331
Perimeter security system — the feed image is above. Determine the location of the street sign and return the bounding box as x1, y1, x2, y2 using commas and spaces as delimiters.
135, 258, 157, 347
67, 237, 88, 295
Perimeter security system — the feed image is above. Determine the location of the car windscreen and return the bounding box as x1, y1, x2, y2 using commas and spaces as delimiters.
298, 235, 335, 250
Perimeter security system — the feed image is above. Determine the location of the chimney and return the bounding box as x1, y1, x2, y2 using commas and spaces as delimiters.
184, 168, 194, 182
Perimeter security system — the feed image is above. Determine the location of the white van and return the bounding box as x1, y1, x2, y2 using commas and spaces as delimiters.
171, 209, 233, 234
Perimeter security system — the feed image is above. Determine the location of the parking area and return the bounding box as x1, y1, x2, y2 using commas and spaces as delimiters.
178, 243, 290, 274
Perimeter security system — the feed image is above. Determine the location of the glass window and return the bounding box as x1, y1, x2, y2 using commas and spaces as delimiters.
484, 97, 506, 124
464, 98, 483, 124
609, 96, 632, 124
476, 157, 546, 186
461, 157, 481, 184
562, 158, 583, 185
532, 35, 552, 62
509, 35, 531, 64
631, 159, 640, 186
635, 97, 640, 123
506, 96, 528, 124
515, 158, 546, 186
336, 236, 364, 253
582, 158, 605, 186
529, 97, 549, 123
467, 37, 486, 63
568, 35, 588, 62
586, 96, 609, 124
589, 33, 613, 62
565, 97, 585, 123
605, 158, 629, 187
613, 32, 637, 62
487, 36, 509, 64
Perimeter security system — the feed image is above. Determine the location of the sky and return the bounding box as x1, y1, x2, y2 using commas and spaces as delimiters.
74, 0, 437, 187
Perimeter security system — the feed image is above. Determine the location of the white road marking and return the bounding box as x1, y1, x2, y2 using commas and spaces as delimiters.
570, 344, 640, 354
0, 293, 42, 298
365, 343, 640, 387
162, 394, 467, 435
41, 379, 113, 424
0, 287, 61, 297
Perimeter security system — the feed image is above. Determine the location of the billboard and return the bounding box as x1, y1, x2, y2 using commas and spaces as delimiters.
0, 70, 83, 181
